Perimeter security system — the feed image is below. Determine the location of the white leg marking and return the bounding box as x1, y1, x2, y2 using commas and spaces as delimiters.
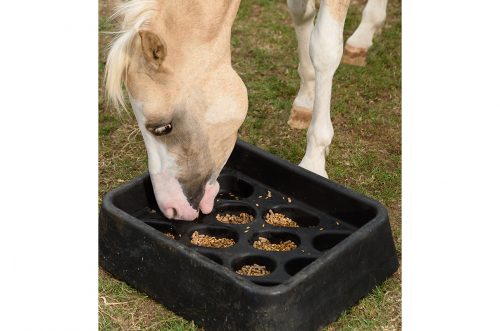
298, 1, 346, 178
287, 0, 317, 111
346, 0, 387, 50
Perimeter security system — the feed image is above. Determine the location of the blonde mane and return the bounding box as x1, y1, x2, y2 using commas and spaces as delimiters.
104, 0, 159, 111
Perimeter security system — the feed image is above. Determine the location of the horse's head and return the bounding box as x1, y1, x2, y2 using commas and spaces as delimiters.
105, 0, 246, 220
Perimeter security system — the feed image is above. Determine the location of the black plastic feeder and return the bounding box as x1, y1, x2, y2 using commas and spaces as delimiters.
99, 139, 398, 331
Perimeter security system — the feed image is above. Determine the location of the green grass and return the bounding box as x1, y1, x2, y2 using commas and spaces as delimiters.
99, 0, 401, 329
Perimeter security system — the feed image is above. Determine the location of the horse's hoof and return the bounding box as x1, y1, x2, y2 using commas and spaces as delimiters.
342, 44, 367, 66
287, 105, 312, 130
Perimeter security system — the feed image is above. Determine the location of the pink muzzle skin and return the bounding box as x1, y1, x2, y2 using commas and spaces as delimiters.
151, 172, 220, 221
199, 181, 220, 214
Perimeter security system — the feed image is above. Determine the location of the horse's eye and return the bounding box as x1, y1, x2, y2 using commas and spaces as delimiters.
148, 123, 172, 136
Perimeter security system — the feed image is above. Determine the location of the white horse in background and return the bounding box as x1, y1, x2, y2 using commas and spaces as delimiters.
105, 0, 388, 221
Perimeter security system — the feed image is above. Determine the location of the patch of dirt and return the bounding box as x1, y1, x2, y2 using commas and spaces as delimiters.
99, 0, 122, 18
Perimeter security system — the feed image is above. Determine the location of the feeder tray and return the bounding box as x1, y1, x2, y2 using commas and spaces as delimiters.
99, 139, 398, 331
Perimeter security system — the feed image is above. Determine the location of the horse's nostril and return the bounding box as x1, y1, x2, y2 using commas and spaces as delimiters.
165, 208, 177, 219
188, 191, 205, 211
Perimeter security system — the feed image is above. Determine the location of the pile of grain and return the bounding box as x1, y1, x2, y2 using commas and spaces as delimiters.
163, 232, 175, 239
191, 231, 235, 248
236, 264, 271, 276
252, 237, 297, 251
265, 210, 299, 227
216, 212, 254, 224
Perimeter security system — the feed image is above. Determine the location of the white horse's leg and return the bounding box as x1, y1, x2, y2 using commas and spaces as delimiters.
342, 0, 387, 66
287, 0, 316, 130
299, 0, 350, 178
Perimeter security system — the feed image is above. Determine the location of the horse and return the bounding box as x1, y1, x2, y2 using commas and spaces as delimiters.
104, 0, 388, 221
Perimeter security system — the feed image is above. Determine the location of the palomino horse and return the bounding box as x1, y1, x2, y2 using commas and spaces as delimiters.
105, 0, 388, 221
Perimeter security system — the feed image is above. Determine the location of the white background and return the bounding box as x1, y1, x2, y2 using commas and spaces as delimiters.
0, 0, 499, 330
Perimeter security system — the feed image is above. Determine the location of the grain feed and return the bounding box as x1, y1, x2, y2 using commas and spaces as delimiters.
236, 264, 271, 276
265, 210, 299, 227
216, 212, 254, 224
191, 231, 235, 248
164, 232, 176, 239
253, 237, 297, 251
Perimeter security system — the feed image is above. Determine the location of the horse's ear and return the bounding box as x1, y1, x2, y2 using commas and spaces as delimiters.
138, 30, 166, 68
